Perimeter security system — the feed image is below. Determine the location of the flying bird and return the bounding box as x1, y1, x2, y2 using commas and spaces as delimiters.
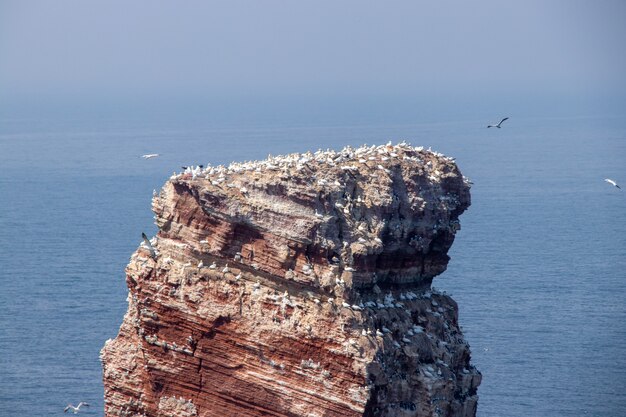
604, 178, 621, 189
141, 153, 160, 159
141, 232, 157, 259
487, 117, 509, 128
64, 402, 90, 414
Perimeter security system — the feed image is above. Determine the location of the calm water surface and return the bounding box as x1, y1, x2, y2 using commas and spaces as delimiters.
1, 107, 625, 416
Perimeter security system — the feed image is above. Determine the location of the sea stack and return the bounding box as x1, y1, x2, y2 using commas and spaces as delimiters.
101, 143, 481, 417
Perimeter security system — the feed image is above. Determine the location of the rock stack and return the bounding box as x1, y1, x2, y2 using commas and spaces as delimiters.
101, 143, 480, 417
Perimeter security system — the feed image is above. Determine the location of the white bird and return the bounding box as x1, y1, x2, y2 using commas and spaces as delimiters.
487, 117, 509, 128
64, 402, 90, 413
141, 233, 157, 259
604, 178, 621, 189
141, 153, 160, 159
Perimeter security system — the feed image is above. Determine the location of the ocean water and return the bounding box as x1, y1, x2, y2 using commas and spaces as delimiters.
1, 101, 625, 416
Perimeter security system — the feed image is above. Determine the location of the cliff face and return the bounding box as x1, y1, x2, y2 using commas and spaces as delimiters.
101, 143, 480, 417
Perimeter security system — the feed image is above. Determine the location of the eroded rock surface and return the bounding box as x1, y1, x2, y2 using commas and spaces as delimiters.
101, 143, 480, 417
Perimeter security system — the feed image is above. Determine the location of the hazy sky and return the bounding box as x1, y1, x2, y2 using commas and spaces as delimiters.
1, 1, 625, 99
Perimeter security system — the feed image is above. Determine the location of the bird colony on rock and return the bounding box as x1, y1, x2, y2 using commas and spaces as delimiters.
102, 142, 481, 417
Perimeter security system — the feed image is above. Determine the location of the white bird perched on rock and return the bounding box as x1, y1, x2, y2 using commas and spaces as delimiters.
141, 153, 159, 159
487, 117, 509, 128
222, 264, 230, 273
604, 178, 621, 189
64, 402, 89, 413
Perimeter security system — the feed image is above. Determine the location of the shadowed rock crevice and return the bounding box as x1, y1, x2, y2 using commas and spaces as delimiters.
101, 143, 480, 417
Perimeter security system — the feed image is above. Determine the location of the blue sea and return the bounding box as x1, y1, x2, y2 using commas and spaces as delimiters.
1, 97, 625, 416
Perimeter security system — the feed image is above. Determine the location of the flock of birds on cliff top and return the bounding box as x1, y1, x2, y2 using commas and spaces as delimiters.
140, 116, 621, 191
166, 140, 455, 185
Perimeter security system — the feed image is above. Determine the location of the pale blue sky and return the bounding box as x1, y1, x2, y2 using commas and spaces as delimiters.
1, 0, 625, 100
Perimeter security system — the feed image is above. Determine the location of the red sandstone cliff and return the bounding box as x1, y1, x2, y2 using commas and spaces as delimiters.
101, 143, 480, 417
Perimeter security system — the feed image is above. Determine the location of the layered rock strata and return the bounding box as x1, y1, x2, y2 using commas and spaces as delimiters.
101, 143, 481, 417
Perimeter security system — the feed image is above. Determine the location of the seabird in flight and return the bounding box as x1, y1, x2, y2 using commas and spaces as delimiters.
64, 402, 90, 414
487, 117, 509, 128
141, 233, 157, 259
604, 178, 621, 189
141, 154, 160, 159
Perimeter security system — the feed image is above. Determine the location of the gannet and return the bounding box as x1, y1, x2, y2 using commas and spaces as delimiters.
604, 178, 621, 189
141, 154, 159, 159
487, 117, 509, 128
141, 233, 157, 259
64, 402, 90, 413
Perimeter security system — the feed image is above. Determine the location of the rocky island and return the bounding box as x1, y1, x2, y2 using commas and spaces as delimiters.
101, 142, 481, 417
